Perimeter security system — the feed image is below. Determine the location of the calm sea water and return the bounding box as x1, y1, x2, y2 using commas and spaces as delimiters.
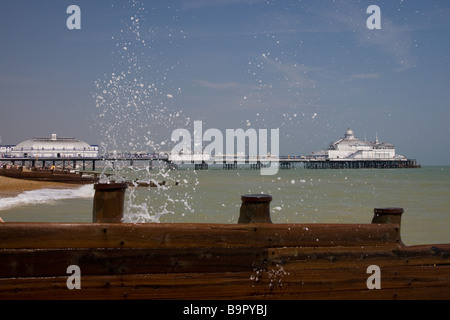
1, 166, 449, 246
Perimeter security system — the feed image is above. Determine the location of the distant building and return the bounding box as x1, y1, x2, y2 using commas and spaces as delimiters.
0, 145, 14, 157
311, 128, 406, 160
7, 134, 98, 158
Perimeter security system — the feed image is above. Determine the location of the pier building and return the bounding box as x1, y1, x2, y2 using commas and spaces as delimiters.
312, 128, 404, 161
304, 128, 419, 169
8, 134, 98, 158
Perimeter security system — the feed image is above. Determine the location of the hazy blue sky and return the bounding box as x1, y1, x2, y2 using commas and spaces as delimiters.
0, 0, 449, 165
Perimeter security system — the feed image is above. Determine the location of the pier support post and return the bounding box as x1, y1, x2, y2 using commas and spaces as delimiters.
372, 207, 404, 228
195, 162, 208, 170
238, 194, 273, 224
92, 183, 128, 223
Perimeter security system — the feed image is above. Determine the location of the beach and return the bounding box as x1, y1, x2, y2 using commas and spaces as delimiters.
0, 176, 77, 198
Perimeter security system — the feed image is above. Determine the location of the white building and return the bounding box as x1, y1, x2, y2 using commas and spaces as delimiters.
0, 145, 14, 157
314, 128, 405, 160
8, 134, 98, 158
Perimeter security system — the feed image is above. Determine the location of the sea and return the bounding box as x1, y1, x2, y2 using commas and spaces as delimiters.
0, 165, 449, 246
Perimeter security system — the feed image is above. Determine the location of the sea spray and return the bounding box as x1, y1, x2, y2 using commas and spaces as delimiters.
92, 0, 197, 222
93, 0, 188, 157
121, 166, 197, 223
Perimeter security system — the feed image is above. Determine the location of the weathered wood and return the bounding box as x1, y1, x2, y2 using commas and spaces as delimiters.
0, 247, 268, 278
8, 244, 448, 279
1, 264, 449, 300
0, 168, 98, 184
0, 222, 402, 249
238, 194, 273, 223
92, 183, 128, 223
265, 265, 450, 300
0, 205, 448, 299
372, 208, 404, 227
268, 244, 450, 270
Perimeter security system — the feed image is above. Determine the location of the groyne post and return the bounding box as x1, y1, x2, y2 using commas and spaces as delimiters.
372, 207, 404, 228
92, 183, 128, 223
238, 194, 273, 223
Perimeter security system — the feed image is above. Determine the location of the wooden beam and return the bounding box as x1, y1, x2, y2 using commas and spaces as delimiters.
0, 222, 402, 249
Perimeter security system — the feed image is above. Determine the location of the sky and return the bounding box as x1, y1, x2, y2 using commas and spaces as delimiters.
0, 0, 449, 165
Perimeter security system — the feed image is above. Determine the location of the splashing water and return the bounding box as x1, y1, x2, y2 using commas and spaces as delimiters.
94, 1, 186, 156
92, 0, 196, 222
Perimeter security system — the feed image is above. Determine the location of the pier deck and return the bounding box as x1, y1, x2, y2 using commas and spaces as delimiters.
0, 156, 421, 171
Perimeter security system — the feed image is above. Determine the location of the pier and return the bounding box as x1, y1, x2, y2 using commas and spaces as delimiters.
0, 155, 421, 171
0, 128, 421, 172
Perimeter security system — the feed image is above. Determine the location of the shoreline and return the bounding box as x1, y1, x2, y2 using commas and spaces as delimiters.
0, 176, 78, 198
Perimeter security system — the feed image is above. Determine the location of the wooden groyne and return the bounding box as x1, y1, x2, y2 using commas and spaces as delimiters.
0, 185, 448, 300
0, 166, 98, 184
0, 166, 166, 187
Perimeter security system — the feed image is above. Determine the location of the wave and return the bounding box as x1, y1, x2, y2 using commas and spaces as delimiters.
0, 185, 95, 211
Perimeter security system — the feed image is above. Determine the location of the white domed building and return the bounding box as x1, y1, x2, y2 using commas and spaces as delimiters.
9, 134, 98, 158
326, 128, 403, 160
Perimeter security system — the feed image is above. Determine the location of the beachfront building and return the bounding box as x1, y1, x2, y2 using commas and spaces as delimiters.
8, 134, 98, 158
0, 145, 14, 157
311, 128, 405, 160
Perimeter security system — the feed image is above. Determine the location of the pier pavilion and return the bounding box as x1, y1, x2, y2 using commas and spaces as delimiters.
7, 134, 98, 159
311, 128, 404, 161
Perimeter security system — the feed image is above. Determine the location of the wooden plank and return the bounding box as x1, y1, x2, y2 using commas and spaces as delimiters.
261, 265, 450, 299
0, 247, 268, 278
1, 265, 449, 300
0, 273, 262, 300
267, 244, 450, 270
0, 222, 402, 249
3, 244, 448, 279
1, 243, 449, 299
